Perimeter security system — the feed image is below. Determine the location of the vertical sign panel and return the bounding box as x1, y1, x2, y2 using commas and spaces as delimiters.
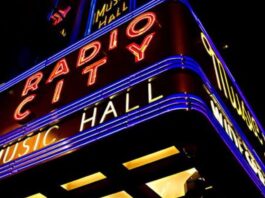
91, 0, 130, 32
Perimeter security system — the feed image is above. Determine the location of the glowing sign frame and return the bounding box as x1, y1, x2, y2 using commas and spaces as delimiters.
0, 0, 265, 195
1, 55, 265, 195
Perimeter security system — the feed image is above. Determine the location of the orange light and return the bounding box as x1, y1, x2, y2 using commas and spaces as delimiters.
126, 12, 156, 38
109, 29, 118, 50
82, 57, 107, 86
146, 168, 198, 198
126, 32, 155, 62
46, 58, 69, 83
22, 72, 43, 96
61, 172, 106, 191
77, 41, 101, 67
51, 79, 64, 104
102, 191, 133, 198
14, 94, 36, 121
123, 146, 179, 170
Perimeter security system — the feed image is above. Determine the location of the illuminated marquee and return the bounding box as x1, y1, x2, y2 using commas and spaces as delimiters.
0, 74, 163, 164
0, 0, 265, 195
0, 11, 159, 136
201, 32, 264, 139
208, 91, 265, 186
1, 64, 265, 190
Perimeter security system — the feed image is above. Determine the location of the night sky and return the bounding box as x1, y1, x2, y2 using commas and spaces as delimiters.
0, 0, 264, 128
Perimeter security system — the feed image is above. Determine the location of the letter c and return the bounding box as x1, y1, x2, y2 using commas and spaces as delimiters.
14, 94, 36, 121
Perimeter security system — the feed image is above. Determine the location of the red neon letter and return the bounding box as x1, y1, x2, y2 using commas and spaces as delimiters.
77, 41, 101, 67
14, 94, 36, 121
51, 80, 64, 104
126, 33, 155, 62
109, 29, 118, 50
82, 57, 107, 86
46, 58, 69, 83
126, 12, 156, 38
22, 72, 43, 96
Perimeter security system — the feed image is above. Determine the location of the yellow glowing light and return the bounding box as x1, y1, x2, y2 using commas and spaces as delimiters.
222, 44, 229, 49
123, 146, 179, 170
61, 172, 106, 191
101, 191, 133, 198
26, 193, 47, 198
205, 185, 213, 190
146, 168, 198, 198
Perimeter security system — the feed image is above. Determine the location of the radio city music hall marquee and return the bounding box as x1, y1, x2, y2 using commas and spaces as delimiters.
0, 1, 265, 193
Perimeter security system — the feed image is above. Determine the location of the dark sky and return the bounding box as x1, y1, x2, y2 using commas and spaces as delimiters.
0, 0, 264, 128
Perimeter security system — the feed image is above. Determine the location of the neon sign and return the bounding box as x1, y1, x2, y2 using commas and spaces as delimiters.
0, 71, 170, 165
201, 33, 264, 145
15, 12, 155, 119
19, 12, 155, 119
209, 94, 265, 185
199, 32, 265, 165
0, 1, 265, 194
92, 0, 129, 31
0, 11, 159, 135
0, 125, 59, 164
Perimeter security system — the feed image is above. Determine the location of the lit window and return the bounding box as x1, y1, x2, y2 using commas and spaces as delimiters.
61, 172, 106, 191
25, 193, 47, 198
101, 191, 133, 198
123, 146, 180, 170
146, 168, 198, 198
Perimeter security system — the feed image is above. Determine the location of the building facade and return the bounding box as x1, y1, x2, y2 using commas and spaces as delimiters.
0, 0, 264, 197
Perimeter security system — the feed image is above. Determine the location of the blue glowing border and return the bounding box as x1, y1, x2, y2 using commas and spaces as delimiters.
0, 56, 264, 195
1, 0, 264, 145
0, 0, 165, 93
180, 0, 265, 145
0, 94, 264, 194
0, 0, 264, 194
0, 56, 190, 145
